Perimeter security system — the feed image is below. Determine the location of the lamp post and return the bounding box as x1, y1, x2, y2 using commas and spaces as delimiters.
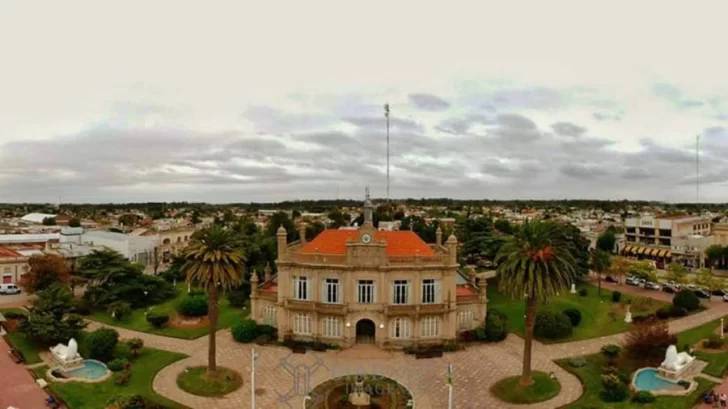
251, 348, 259, 408
721, 318, 724, 340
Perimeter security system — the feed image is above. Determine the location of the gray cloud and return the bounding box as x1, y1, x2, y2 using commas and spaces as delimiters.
409, 93, 451, 111
551, 122, 587, 137
560, 162, 609, 179
651, 83, 704, 110
593, 111, 623, 121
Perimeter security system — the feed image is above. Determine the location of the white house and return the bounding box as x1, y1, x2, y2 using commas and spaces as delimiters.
81, 230, 158, 265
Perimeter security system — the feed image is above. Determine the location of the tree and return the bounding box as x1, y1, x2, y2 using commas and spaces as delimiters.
182, 225, 246, 376
694, 268, 723, 291
151, 246, 163, 275
42, 217, 56, 226
20, 283, 87, 345
495, 220, 577, 386
665, 262, 689, 285
19, 254, 71, 294
591, 249, 611, 297
68, 218, 82, 228
628, 260, 658, 282
596, 231, 617, 253
608, 256, 631, 284
705, 245, 725, 269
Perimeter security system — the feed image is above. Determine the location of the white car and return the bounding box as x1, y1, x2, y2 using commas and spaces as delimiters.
644, 282, 661, 291
0, 283, 21, 295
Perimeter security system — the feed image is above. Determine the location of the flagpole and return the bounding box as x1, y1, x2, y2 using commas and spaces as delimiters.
251, 348, 257, 409
448, 363, 453, 409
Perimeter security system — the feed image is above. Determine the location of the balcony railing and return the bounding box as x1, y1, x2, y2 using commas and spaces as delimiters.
384, 304, 418, 316
258, 291, 277, 302
284, 299, 316, 312
419, 303, 448, 314
288, 253, 347, 264
456, 294, 479, 304
315, 302, 347, 316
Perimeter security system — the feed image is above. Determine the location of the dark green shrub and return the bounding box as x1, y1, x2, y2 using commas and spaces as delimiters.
108, 301, 132, 321
569, 358, 586, 367
600, 374, 628, 402
474, 327, 486, 341
673, 289, 700, 311
72, 299, 92, 316
107, 394, 146, 409
669, 305, 688, 317
562, 308, 582, 327
256, 324, 276, 337
114, 343, 133, 360
227, 284, 250, 307
146, 312, 169, 328
86, 327, 120, 362
611, 291, 622, 303
632, 390, 656, 403
125, 338, 144, 357
656, 307, 671, 320
600, 344, 621, 360
231, 319, 258, 343
114, 371, 131, 386
3, 311, 26, 319
703, 334, 724, 349
578, 288, 588, 297
177, 295, 208, 317
534, 310, 573, 339
483, 312, 508, 342
107, 358, 129, 372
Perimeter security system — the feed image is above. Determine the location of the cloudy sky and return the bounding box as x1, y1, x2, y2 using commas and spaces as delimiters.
2, 1, 728, 204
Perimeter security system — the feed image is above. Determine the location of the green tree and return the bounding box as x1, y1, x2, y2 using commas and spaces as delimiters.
694, 268, 723, 291
495, 220, 577, 386
20, 283, 87, 345
665, 262, 689, 285
628, 260, 658, 282
596, 231, 617, 253
705, 245, 725, 269
182, 225, 246, 376
608, 256, 631, 284
42, 217, 56, 226
68, 218, 82, 227
591, 249, 611, 297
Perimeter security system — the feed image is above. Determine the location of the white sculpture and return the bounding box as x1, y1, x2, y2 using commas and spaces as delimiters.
624, 306, 632, 323
570, 283, 577, 294
659, 345, 695, 378
50, 338, 83, 368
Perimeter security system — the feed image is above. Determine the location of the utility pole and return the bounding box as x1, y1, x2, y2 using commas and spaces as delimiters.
384, 103, 390, 204
696, 134, 700, 207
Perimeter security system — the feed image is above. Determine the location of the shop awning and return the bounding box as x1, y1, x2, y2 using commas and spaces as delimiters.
648, 248, 658, 256
665, 251, 672, 258
656, 249, 666, 257
636, 247, 646, 255
623, 245, 633, 253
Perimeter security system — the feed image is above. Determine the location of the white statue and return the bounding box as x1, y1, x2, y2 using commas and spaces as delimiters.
624, 306, 632, 323
660, 344, 695, 376
50, 337, 82, 365
570, 283, 577, 294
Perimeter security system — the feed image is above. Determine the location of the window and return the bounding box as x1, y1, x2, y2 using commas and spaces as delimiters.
321, 316, 342, 338
263, 306, 277, 326
293, 276, 309, 300
420, 316, 440, 338
322, 278, 341, 304
357, 280, 375, 304
421, 279, 441, 304
457, 311, 474, 330
390, 318, 411, 339
392, 280, 409, 304
292, 313, 311, 335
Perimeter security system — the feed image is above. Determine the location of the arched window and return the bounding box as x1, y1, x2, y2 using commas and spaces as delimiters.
390, 317, 411, 339
321, 316, 342, 338
177, 237, 182, 243
162, 238, 171, 245
457, 310, 474, 330
292, 313, 311, 335
420, 316, 440, 338
263, 306, 277, 326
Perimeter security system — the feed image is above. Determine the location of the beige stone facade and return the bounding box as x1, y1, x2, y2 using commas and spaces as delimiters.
0, 249, 29, 284
154, 228, 196, 262
250, 202, 486, 349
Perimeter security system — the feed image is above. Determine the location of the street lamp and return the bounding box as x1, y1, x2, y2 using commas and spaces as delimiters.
251, 349, 259, 408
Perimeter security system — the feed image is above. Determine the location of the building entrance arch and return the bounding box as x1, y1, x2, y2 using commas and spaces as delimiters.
355, 319, 376, 344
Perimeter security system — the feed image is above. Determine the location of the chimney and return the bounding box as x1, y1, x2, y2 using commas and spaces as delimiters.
446, 234, 458, 265
276, 225, 288, 261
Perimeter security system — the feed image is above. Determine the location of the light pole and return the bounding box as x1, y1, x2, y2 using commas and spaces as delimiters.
251, 348, 259, 408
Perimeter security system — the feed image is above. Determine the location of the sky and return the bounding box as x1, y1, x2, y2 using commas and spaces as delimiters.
1, 1, 728, 204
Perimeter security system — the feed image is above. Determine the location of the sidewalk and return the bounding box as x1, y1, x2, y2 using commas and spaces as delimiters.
0, 336, 52, 409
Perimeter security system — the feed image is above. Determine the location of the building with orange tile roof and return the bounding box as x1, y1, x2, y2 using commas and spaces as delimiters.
250, 192, 487, 349
0, 248, 28, 284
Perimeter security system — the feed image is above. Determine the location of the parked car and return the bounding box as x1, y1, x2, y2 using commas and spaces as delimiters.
0, 283, 20, 295
645, 282, 661, 290
605, 276, 618, 283
723, 294, 728, 302
663, 285, 678, 294
626, 277, 640, 286
712, 289, 727, 297
694, 289, 711, 299
686, 284, 698, 290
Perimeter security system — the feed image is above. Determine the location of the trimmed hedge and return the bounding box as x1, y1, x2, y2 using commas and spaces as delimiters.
146, 312, 169, 328
107, 358, 129, 372
562, 308, 582, 327
231, 320, 258, 343
673, 290, 700, 311
177, 295, 208, 317
483, 309, 508, 342
534, 310, 573, 340
86, 327, 120, 362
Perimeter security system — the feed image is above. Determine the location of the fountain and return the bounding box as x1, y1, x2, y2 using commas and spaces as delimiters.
48, 338, 111, 383
631, 345, 697, 396
348, 375, 371, 407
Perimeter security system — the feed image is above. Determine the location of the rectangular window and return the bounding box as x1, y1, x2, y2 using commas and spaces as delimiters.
420, 316, 440, 338
321, 317, 342, 338
391, 318, 411, 339
392, 280, 409, 305
293, 276, 309, 300
322, 278, 341, 304
293, 313, 311, 334
422, 279, 440, 304
357, 280, 375, 304
263, 306, 277, 326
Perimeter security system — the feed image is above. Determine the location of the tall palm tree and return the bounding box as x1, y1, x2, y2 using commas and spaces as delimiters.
182, 225, 246, 376
495, 220, 578, 386
591, 249, 611, 297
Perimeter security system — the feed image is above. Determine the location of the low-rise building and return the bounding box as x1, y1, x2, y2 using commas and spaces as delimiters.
0, 248, 27, 284
81, 230, 158, 265
623, 215, 713, 268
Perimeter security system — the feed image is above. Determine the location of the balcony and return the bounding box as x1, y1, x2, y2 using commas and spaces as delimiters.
284, 299, 316, 312
419, 303, 448, 314
385, 304, 418, 316
315, 302, 347, 316
258, 290, 277, 302
456, 294, 479, 304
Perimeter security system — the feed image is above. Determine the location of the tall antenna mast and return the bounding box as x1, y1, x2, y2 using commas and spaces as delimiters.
384, 103, 390, 204
696, 134, 700, 207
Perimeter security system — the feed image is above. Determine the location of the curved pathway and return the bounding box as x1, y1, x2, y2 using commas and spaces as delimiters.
83, 299, 728, 409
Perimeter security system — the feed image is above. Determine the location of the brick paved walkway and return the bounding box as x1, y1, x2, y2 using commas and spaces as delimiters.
82, 295, 728, 409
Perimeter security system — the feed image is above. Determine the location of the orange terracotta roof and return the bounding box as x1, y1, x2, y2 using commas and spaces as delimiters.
456, 286, 476, 296
300, 229, 434, 256
262, 282, 278, 292
0, 248, 22, 257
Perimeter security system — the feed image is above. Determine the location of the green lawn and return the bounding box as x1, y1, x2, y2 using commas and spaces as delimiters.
176, 366, 242, 397
36, 347, 190, 409
491, 371, 561, 404
677, 316, 728, 377
487, 280, 666, 343
556, 354, 715, 409
89, 284, 249, 339
3, 331, 44, 364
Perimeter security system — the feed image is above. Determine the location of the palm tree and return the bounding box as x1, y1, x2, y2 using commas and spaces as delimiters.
495, 220, 578, 386
182, 225, 246, 376
591, 249, 611, 297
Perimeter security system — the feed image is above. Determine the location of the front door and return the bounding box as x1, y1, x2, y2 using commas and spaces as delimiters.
2, 275, 11, 284
355, 319, 376, 344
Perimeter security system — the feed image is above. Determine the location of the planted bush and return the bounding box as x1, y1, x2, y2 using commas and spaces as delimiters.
114, 343, 133, 360
108, 301, 132, 321
600, 344, 621, 361
107, 358, 129, 372
177, 295, 208, 317
673, 289, 700, 311
87, 327, 120, 362
146, 312, 169, 328
611, 291, 622, 303
231, 319, 258, 343
656, 306, 671, 320
569, 358, 586, 368
534, 310, 573, 340
578, 288, 588, 297
562, 308, 582, 327
483, 311, 508, 342
625, 321, 677, 360
632, 390, 656, 403
669, 305, 688, 317
600, 374, 628, 402
704, 334, 724, 349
